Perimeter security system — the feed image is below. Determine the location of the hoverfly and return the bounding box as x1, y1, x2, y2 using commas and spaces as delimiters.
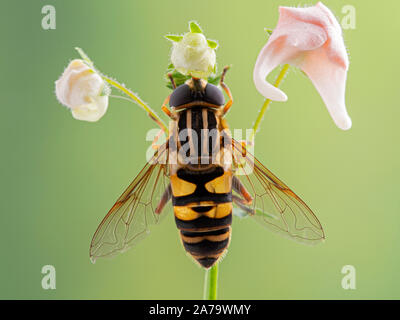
89, 67, 325, 268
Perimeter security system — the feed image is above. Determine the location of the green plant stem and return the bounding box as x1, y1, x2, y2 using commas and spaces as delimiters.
250, 64, 290, 142
75, 47, 168, 134
101, 75, 168, 133
203, 263, 218, 300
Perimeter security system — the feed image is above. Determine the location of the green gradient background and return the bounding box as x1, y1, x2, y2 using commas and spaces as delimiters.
1, 0, 399, 299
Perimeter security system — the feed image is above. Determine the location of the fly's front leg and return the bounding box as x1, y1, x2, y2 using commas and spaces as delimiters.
161, 73, 178, 119
155, 184, 172, 214
151, 129, 166, 151
161, 94, 178, 121
151, 94, 175, 151
220, 66, 233, 115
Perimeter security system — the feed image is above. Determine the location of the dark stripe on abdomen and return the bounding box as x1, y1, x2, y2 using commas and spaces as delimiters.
175, 213, 232, 231
172, 192, 231, 206
181, 227, 230, 237
183, 238, 229, 255
179, 226, 231, 269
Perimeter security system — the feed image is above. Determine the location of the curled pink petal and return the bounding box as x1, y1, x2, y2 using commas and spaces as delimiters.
253, 2, 351, 130
300, 46, 351, 130
253, 38, 291, 102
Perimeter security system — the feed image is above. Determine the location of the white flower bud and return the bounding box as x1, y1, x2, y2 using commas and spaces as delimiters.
55, 59, 109, 122
171, 32, 216, 78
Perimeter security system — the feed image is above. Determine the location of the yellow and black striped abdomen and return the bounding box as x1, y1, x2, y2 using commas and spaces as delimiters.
171, 166, 233, 268
180, 224, 231, 269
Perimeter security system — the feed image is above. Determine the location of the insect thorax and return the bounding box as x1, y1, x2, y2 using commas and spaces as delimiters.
168, 79, 231, 174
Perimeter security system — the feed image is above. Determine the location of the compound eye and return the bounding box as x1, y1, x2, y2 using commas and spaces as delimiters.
169, 84, 193, 108
204, 84, 225, 106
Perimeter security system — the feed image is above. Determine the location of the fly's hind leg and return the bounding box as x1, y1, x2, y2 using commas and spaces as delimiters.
232, 195, 254, 215
155, 184, 172, 214
232, 176, 254, 216
232, 175, 253, 205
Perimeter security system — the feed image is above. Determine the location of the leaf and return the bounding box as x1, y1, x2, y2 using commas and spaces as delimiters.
189, 21, 203, 33
164, 35, 183, 42
207, 39, 218, 49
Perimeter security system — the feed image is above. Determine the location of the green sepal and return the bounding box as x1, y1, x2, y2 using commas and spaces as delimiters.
189, 21, 203, 33
207, 39, 218, 49
165, 35, 183, 42
207, 72, 222, 86
165, 65, 225, 90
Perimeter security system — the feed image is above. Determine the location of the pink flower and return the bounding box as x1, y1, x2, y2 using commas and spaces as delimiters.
253, 2, 351, 130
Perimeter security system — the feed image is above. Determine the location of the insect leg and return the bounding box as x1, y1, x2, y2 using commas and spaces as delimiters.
167, 72, 176, 89
160, 73, 177, 119
151, 129, 166, 151
232, 195, 254, 215
155, 183, 172, 214
232, 175, 253, 204
220, 66, 233, 115
161, 94, 178, 121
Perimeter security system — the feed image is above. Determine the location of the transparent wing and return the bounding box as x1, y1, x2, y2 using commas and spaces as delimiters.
90, 144, 170, 262
231, 139, 325, 245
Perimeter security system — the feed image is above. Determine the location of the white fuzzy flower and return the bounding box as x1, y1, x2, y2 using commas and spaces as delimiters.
169, 24, 217, 79
55, 59, 109, 122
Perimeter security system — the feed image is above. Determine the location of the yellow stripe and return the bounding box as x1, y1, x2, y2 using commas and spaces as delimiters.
205, 171, 232, 194
174, 203, 232, 221
170, 174, 197, 197
204, 203, 232, 219
174, 206, 200, 221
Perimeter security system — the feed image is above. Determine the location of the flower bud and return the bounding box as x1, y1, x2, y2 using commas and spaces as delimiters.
171, 32, 216, 79
55, 59, 109, 122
